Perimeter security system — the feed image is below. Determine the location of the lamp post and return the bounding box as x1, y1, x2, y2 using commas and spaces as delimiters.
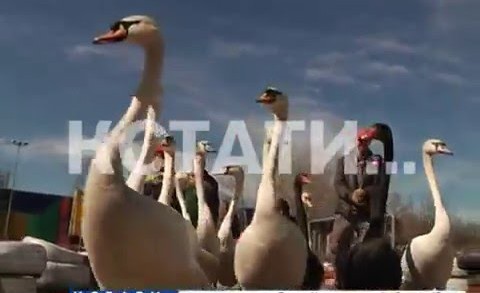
2, 139, 29, 239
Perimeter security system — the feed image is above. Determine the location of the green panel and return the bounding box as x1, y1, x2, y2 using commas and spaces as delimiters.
26, 200, 60, 242
185, 187, 198, 228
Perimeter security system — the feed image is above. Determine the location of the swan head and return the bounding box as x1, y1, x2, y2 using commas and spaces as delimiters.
256, 87, 289, 120
175, 171, 195, 188
196, 140, 216, 155
93, 15, 161, 46
296, 172, 313, 207
423, 139, 453, 156
158, 135, 176, 155
222, 165, 244, 175
295, 172, 312, 185
222, 165, 245, 182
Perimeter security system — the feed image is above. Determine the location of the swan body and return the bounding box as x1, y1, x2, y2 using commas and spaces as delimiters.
194, 141, 220, 258
293, 173, 324, 289
401, 139, 454, 290
82, 15, 208, 289
234, 88, 307, 289
217, 165, 244, 287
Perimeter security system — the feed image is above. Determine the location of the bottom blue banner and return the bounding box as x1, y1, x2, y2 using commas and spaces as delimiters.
70, 290, 466, 293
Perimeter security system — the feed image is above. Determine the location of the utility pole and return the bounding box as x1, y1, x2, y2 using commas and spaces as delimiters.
3, 139, 29, 239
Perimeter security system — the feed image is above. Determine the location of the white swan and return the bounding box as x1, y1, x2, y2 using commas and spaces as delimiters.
82, 15, 208, 289
234, 88, 307, 289
193, 141, 220, 259
125, 133, 159, 194
157, 135, 175, 205
217, 165, 244, 287
174, 172, 194, 222
401, 138, 454, 290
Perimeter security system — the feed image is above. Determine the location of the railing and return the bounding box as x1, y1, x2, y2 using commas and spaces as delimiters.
308, 213, 397, 259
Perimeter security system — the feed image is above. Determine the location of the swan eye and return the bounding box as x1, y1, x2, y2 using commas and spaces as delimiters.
264, 88, 282, 97
110, 20, 141, 31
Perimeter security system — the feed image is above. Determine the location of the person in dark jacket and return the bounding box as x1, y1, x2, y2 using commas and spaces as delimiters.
327, 127, 387, 262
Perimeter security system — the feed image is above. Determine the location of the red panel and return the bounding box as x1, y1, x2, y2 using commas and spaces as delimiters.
56, 197, 72, 248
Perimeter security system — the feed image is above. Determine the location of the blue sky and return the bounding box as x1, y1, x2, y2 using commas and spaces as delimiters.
0, 0, 478, 221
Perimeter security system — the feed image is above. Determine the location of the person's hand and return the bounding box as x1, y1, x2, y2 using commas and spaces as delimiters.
301, 192, 313, 208
352, 188, 367, 205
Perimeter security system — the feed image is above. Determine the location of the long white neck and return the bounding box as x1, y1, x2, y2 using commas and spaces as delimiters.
125, 108, 157, 193
263, 126, 280, 185
94, 98, 149, 178
254, 114, 286, 217
262, 127, 272, 170
136, 40, 163, 104
423, 152, 450, 239
174, 178, 191, 222
123, 38, 164, 188
217, 175, 244, 239
158, 151, 175, 205
193, 154, 210, 217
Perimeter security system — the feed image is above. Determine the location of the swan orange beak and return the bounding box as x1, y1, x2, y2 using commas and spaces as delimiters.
439, 148, 454, 156
256, 94, 275, 104
93, 28, 127, 44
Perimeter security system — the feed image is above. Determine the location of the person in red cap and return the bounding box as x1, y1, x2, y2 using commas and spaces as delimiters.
326, 126, 387, 264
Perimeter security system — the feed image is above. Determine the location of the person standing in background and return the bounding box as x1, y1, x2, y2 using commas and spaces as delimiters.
327, 127, 387, 262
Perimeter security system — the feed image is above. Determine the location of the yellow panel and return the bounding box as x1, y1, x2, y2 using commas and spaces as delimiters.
8, 212, 28, 240
69, 188, 84, 237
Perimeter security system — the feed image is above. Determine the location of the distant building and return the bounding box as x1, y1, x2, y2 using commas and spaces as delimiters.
0, 188, 72, 246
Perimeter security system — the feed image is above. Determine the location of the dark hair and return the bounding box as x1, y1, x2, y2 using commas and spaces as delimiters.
336, 237, 402, 290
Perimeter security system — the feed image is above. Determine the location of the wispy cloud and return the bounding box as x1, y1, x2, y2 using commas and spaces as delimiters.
354, 36, 463, 67
312, 51, 351, 65
432, 51, 463, 65
65, 44, 142, 71
305, 50, 407, 89
433, 72, 468, 85
66, 45, 110, 58
210, 38, 279, 58
356, 36, 417, 54
364, 61, 410, 76
305, 68, 356, 85
0, 136, 71, 161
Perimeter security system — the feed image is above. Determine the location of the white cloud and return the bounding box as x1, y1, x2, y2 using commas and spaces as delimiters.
0, 136, 71, 162
305, 68, 356, 85
305, 51, 409, 89
312, 51, 350, 65
306, 46, 468, 91
356, 37, 417, 54
65, 44, 142, 71
427, 0, 480, 34
433, 72, 467, 85
210, 39, 279, 58
364, 61, 410, 76
432, 51, 463, 65
67, 45, 110, 58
